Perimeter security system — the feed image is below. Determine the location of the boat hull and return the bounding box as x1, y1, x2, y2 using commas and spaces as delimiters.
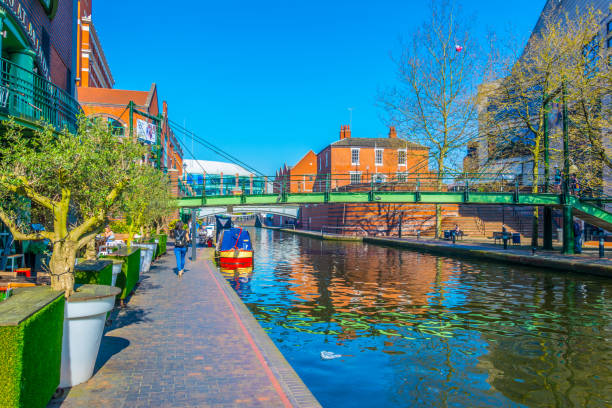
217, 249, 253, 267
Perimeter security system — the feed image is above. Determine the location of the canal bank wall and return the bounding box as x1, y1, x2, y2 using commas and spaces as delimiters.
269, 227, 612, 278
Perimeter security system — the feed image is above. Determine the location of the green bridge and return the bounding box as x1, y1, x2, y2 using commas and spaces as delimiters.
175, 173, 612, 254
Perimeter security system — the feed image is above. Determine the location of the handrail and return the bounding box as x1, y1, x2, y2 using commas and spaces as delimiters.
0, 57, 81, 132
320, 225, 367, 235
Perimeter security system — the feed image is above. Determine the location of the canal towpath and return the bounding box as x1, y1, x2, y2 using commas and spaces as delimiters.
273, 227, 612, 277
49, 247, 320, 408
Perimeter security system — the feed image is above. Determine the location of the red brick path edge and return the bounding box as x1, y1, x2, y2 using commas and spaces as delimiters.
48, 249, 321, 408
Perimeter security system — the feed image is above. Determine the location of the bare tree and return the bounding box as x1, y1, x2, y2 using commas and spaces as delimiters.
381, 0, 479, 238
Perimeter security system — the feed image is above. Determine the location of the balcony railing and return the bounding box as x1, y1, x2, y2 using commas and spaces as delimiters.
0, 57, 81, 132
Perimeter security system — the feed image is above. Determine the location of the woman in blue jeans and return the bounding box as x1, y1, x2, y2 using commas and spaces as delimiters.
172, 221, 190, 277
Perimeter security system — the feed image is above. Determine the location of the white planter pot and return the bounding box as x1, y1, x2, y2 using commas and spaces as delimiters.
132, 243, 156, 274
59, 285, 120, 388
111, 261, 123, 287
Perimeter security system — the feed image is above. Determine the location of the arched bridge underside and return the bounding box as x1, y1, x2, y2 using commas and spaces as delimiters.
177, 192, 612, 231
196, 205, 299, 219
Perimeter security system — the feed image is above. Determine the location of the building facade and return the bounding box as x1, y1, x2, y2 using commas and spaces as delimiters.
314, 125, 430, 190
183, 159, 265, 196
75, 0, 113, 89
0, 0, 80, 131
274, 150, 317, 193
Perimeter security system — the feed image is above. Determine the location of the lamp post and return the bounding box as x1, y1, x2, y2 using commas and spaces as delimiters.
561, 80, 574, 255
543, 94, 553, 250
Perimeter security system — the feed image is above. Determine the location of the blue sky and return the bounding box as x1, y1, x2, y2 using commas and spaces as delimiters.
94, 0, 545, 175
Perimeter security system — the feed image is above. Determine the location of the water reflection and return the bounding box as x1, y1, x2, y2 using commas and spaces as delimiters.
220, 228, 612, 407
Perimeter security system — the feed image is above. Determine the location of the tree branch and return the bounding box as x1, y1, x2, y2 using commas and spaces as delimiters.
0, 208, 53, 241
0, 176, 56, 210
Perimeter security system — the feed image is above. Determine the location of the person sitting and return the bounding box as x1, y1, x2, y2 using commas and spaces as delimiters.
104, 225, 115, 242
453, 224, 462, 239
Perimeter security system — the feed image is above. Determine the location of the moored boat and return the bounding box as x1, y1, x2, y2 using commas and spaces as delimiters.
215, 227, 253, 267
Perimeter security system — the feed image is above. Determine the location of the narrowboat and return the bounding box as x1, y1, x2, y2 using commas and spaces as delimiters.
215, 227, 253, 267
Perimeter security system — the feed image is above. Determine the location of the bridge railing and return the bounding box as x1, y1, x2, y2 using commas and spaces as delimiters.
172, 171, 609, 199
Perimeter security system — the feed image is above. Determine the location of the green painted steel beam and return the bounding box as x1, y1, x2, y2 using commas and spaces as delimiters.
176, 191, 567, 208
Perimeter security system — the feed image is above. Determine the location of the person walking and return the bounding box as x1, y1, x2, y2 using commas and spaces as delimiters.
573, 220, 583, 254
173, 221, 190, 277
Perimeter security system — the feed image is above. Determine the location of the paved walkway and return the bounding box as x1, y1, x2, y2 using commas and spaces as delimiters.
49, 248, 320, 408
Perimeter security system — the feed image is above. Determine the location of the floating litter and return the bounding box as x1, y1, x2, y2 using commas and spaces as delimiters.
320, 351, 342, 360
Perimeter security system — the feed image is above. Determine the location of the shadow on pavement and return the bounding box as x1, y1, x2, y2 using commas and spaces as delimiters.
93, 335, 130, 375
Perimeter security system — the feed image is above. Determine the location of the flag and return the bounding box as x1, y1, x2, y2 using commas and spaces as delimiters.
455, 44, 463, 52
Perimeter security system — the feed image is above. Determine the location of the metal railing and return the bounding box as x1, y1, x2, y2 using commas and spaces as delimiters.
0, 57, 81, 132
174, 171, 612, 202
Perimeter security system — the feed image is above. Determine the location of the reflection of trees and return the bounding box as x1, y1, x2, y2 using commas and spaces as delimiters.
469, 272, 612, 407
247, 229, 612, 406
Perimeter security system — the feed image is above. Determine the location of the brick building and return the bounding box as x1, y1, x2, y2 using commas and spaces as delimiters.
275, 150, 317, 193
315, 125, 429, 190
0, 0, 81, 131
75, 0, 113, 89
0, 0, 76, 94
78, 85, 186, 196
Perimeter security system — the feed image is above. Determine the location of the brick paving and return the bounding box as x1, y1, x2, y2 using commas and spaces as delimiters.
49, 248, 320, 408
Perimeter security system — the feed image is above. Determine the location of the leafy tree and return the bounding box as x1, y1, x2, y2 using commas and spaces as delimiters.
480, 7, 609, 245
121, 165, 174, 247
380, 0, 480, 238
0, 117, 145, 295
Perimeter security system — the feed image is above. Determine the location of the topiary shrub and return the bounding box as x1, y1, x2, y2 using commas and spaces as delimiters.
102, 248, 140, 299
74, 260, 113, 286
0, 287, 64, 408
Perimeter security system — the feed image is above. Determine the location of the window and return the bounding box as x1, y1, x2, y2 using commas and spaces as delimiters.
607, 37, 612, 49
398, 149, 406, 165
373, 173, 386, 183
350, 171, 362, 184
375, 148, 383, 166
325, 151, 328, 168
608, 20, 612, 34
397, 172, 408, 182
351, 148, 360, 165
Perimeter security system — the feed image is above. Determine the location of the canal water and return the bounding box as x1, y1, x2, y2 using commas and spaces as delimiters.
217, 229, 612, 407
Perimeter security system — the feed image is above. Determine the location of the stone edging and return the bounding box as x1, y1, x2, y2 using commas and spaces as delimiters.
363, 237, 612, 278
205, 259, 322, 408
268, 227, 612, 278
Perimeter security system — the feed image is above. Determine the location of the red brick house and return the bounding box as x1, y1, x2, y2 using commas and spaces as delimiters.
314, 125, 430, 190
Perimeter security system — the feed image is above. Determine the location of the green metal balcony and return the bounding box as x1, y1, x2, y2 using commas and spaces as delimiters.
0, 56, 81, 132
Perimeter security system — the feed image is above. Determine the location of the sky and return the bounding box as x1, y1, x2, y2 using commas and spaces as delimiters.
93, 0, 546, 175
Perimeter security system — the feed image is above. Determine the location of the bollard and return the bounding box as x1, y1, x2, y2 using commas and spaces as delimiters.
532, 246, 536, 255
503, 236, 508, 250
599, 236, 605, 258
417, 230, 420, 240
452, 231, 456, 244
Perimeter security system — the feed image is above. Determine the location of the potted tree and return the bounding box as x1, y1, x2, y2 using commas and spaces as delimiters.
0, 118, 145, 387
123, 165, 173, 273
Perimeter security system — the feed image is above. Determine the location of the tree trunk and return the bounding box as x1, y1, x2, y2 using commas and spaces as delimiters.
49, 240, 78, 296
84, 239, 97, 260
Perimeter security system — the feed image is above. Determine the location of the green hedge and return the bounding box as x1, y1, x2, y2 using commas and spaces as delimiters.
153, 234, 167, 257
0, 287, 64, 408
102, 248, 140, 299
74, 260, 113, 286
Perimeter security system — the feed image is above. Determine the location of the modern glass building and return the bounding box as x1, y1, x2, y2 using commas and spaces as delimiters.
183, 159, 266, 196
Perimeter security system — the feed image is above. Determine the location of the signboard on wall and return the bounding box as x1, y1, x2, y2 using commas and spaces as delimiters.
136, 119, 157, 144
